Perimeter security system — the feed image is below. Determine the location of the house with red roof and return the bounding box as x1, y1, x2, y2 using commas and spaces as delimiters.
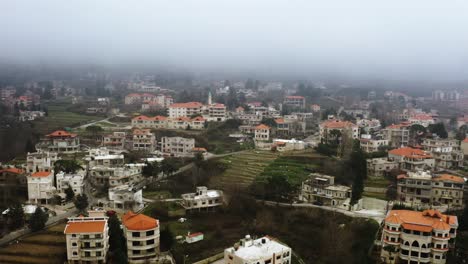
64, 211, 109, 263
122, 211, 160, 262
381, 209, 458, 264
131, 115, 205, 130
319, 119, 359, 143
36, 130, 80, 153
132, 129, 156, 152
388, 147, 435, 171
254, 124, 271, 142
168, 102, 203, 118
27, 171, 55, 204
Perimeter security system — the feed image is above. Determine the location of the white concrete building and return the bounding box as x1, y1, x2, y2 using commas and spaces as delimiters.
224, 235, 292, 264
102, 131, 128, 149
168, 102, 203, 118
85, 147, 125, 168
90, 163, 145, 187
160, 136, 196, 157
359, 137, 389, 153
122, 211, 160, 264
108, 185, 143, 211
27, 171, 55, 204
254, 124, 271, 142
132, 115, 206, 130
64, 211, 109, 264
181, 186, 223, 211
36, 130, 80, 153
421, 138, 464, 169
26, 151, 58, 173
319, 119, 359, 143
56, 170, 85, 196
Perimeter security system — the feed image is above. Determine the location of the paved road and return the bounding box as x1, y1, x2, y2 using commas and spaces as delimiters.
260, 200, 386, 223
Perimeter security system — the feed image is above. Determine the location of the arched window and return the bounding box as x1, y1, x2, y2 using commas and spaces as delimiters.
404, 241, 410, 246
421, 244, 427, 249
411, 241, 419, 247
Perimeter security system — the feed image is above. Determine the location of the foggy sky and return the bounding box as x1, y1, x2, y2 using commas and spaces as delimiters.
1, 0, 468, 80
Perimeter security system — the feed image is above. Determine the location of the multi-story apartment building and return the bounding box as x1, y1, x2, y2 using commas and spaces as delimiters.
397, 171, 465, 208
205, 103, 227, 122
102, 131, 128, 149
388, 147, 435, 171
408, 114, 435, 128
319, 119, 359, 143
432, 90, 460, 101
360, 138, 389, 153
89, 163, 144, 187
421, 139, 464, 169
26, 151, 59, 173
0, 168, 27, 207
181, 186, 223, 211
56, 170, 85, 196
131, 115, 206, 130
357, 118, 382, 133
64, 211, 109, 264
85, 147, 125, 168
431, 174, 465, 208
380, 209, 458, 264
168, 102, 203, 118
108, 184, 143, 210
254, 124, 271, 142
122, 211, 160, 263
382, 123, 410, 148
132, 129, 156, 152
36, 130, 80, 153
300, 173, 352, 209
160, 136, 196, 157
27, 171, 55, 204
366, 158, 399, 178
224, 235, 291, 264
283, 95, 306, 109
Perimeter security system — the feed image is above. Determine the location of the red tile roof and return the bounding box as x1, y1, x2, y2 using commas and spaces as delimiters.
385, 122, 411, 129
410, 114, 434, 121
388, 147, 432, 159
320, 120, 356, 129
126, 93, 141, 97
385, 210, 456, 231
0, 168, 24, 174
193, 147, 207, 152
285, 95, 305, 99
47, 130, 77, 138
133, 129, 151, 135
169, 102, 203, 108
122, 211, 158, 231
433, 174, 465, 183
275, 118, 285, 124
187, 232, 203, 238
255, 124, 271, 130
64, 221, 107, 234
31, 171, 52, 177
191, 116, 205, 121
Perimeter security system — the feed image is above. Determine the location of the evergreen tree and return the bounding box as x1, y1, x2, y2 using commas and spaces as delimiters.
29, 207, 49, 231
349, 140, 366, 205
73, 194, 89, 212
65, 185, 75, 201
108, 214, 128, 263
25, 138, 35, 153
459, 203, 468, 231
160, 227, 175, 251
428, 123, 448, 139
8, 201, 25, 229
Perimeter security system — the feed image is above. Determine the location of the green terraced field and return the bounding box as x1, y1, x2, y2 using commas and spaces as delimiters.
33, 104, 97, 134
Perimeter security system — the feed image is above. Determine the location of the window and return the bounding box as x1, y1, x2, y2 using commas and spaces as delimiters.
72, 242, 77, 247
73, 251, 78, 256
133, 241, 141, 246
146, 230, 154, 236
96, 251, 102, 257
147, 239, 155, 245
133, 250, 141, 255
132, 232, 140, 237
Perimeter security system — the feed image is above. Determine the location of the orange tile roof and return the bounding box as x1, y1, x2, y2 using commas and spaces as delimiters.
192, 147, 207, 152
388, 147, 432, 159
191, 116, 205, 121
320, 120, 356, 129
463, 138, 468, 143
187, 232, 203, 238
210, 103, 225, 108
385, 123, 410, 129
0, 168, 24, 174
385, 210, 456, 231
174, 117, 191, 122
275, 118, 285, 124
47, 130, 77, 138
169, 102, 203, 108
133, 115, 152, 121
410, 114, 434, 121
64, 221, 107, 234
133, 129, 151, 135
122, 211, 158, 230
126, 93, 141, 97
153, 115, 167, 121
31, 171, 52, 177
255, 124, 271, 130
433, 174, 465, 183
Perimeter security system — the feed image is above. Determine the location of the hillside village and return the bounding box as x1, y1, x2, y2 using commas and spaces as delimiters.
1, 76, 468, 264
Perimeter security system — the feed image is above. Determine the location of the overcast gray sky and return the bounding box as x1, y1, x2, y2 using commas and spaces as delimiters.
1, 0, 468, 80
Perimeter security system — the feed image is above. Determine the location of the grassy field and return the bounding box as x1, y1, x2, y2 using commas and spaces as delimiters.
256, 156, 318, 187
208, 150, 279, 190
0, 223, 67, 264
33, 101, 98, 134
365, 177, 391, 188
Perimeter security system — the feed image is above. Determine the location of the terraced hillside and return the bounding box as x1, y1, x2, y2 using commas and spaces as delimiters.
0, 223, 67, 264
209, 150, 279, 190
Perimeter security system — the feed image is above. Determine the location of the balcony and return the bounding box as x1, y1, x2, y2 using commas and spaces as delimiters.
432, 246, 449, 252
